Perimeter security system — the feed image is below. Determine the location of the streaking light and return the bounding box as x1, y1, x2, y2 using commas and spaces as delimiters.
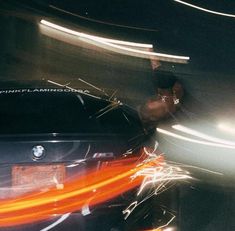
40, 20, 152, 48
174, 0, 235, 18
136, 164, 191, 196
82, 36, 190, 62
123, 147, 190, 229
145, 226, 176, 231
40, 213, 71, 231
40, 19, 190, 63
173, 124, 235, 146
157, 128, 235, 149
0, 156, 164, 227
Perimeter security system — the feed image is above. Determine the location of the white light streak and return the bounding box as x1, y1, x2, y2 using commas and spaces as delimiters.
173, 124, 235, 146
163, 227, 176, 231
124, 158, 189, 228
89, 37, 190, 62
158, 221, 176, 231
40, 19, 189, 63
40, 19, 152, 48
157, 128, 235, 149
144, 141, 159, 157
174, 0, 235, 18
40, 213, 71, 231
136, 164, 190, 196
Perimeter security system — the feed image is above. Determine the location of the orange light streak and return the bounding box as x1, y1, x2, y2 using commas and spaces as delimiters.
0, 156, 164, 227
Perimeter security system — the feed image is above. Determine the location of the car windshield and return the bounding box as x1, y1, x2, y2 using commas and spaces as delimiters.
0, 90, 142, 135
0, 91, 93, 134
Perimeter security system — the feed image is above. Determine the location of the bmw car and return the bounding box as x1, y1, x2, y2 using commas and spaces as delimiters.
0, 87, 161, 231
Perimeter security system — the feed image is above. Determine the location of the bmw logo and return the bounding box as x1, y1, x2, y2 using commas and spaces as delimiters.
32, 145, 45, 160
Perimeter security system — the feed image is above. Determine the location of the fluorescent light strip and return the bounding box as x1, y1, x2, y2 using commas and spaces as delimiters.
157, 127, 235, 149
173, 124, 235, 146
40, 20, 153, 48
40, 19, 189, 62
174, 0, 235, 18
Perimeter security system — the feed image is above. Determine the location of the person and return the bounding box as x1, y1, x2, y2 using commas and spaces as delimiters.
139, 69, 184, 128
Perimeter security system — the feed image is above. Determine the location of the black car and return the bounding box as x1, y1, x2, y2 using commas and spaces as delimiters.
0, 88, 159, 231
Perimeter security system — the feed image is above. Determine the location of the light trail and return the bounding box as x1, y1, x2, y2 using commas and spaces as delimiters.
91, 37, 190, 62
145, 227, 176, 231
40, 20, 153, 48
0, 145, 191, 228
40, 19, 189, 63
136, 164, 191, 196
173, 124, 235, 146
174, 0, 235, 18
40, 213, 71, 231
0, 156, 164, 227
123, 161, 190, 219
157, 127, 235, 149
123, 147, 191, 230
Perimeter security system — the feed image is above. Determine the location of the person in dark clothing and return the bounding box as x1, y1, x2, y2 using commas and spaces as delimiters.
139, 69, 184, 128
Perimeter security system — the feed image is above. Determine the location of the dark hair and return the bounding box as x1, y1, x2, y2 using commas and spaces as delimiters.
153, 70, 176, 89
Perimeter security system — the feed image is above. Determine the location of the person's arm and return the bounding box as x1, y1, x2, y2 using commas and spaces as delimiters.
148, 47, 161, 70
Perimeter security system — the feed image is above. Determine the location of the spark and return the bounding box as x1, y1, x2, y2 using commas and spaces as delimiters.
135, 163, 191, 196
144, 141, 159, 157
123, 147, 190, 231
145, 214, 176, 231
78, 78, 109, 97
47, 79, 122, 119
123, 148, 190, 220
47, 79, 101, 99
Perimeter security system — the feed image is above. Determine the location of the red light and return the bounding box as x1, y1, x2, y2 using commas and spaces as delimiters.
0, 155, 164, 227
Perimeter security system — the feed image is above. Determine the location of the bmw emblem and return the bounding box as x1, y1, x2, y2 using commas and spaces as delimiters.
32, 145, 45, 160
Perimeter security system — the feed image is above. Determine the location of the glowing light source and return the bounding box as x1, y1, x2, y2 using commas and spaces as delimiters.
174, 0, 235, 18
218, 123, 235, 135
145, 226, 176, 231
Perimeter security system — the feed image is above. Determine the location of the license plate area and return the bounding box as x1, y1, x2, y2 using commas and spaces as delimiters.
12, 164, 65, 194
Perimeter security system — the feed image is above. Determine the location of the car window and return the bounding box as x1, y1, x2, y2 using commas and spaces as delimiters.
0, 92, 94, 134
97, 107, 143, 135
